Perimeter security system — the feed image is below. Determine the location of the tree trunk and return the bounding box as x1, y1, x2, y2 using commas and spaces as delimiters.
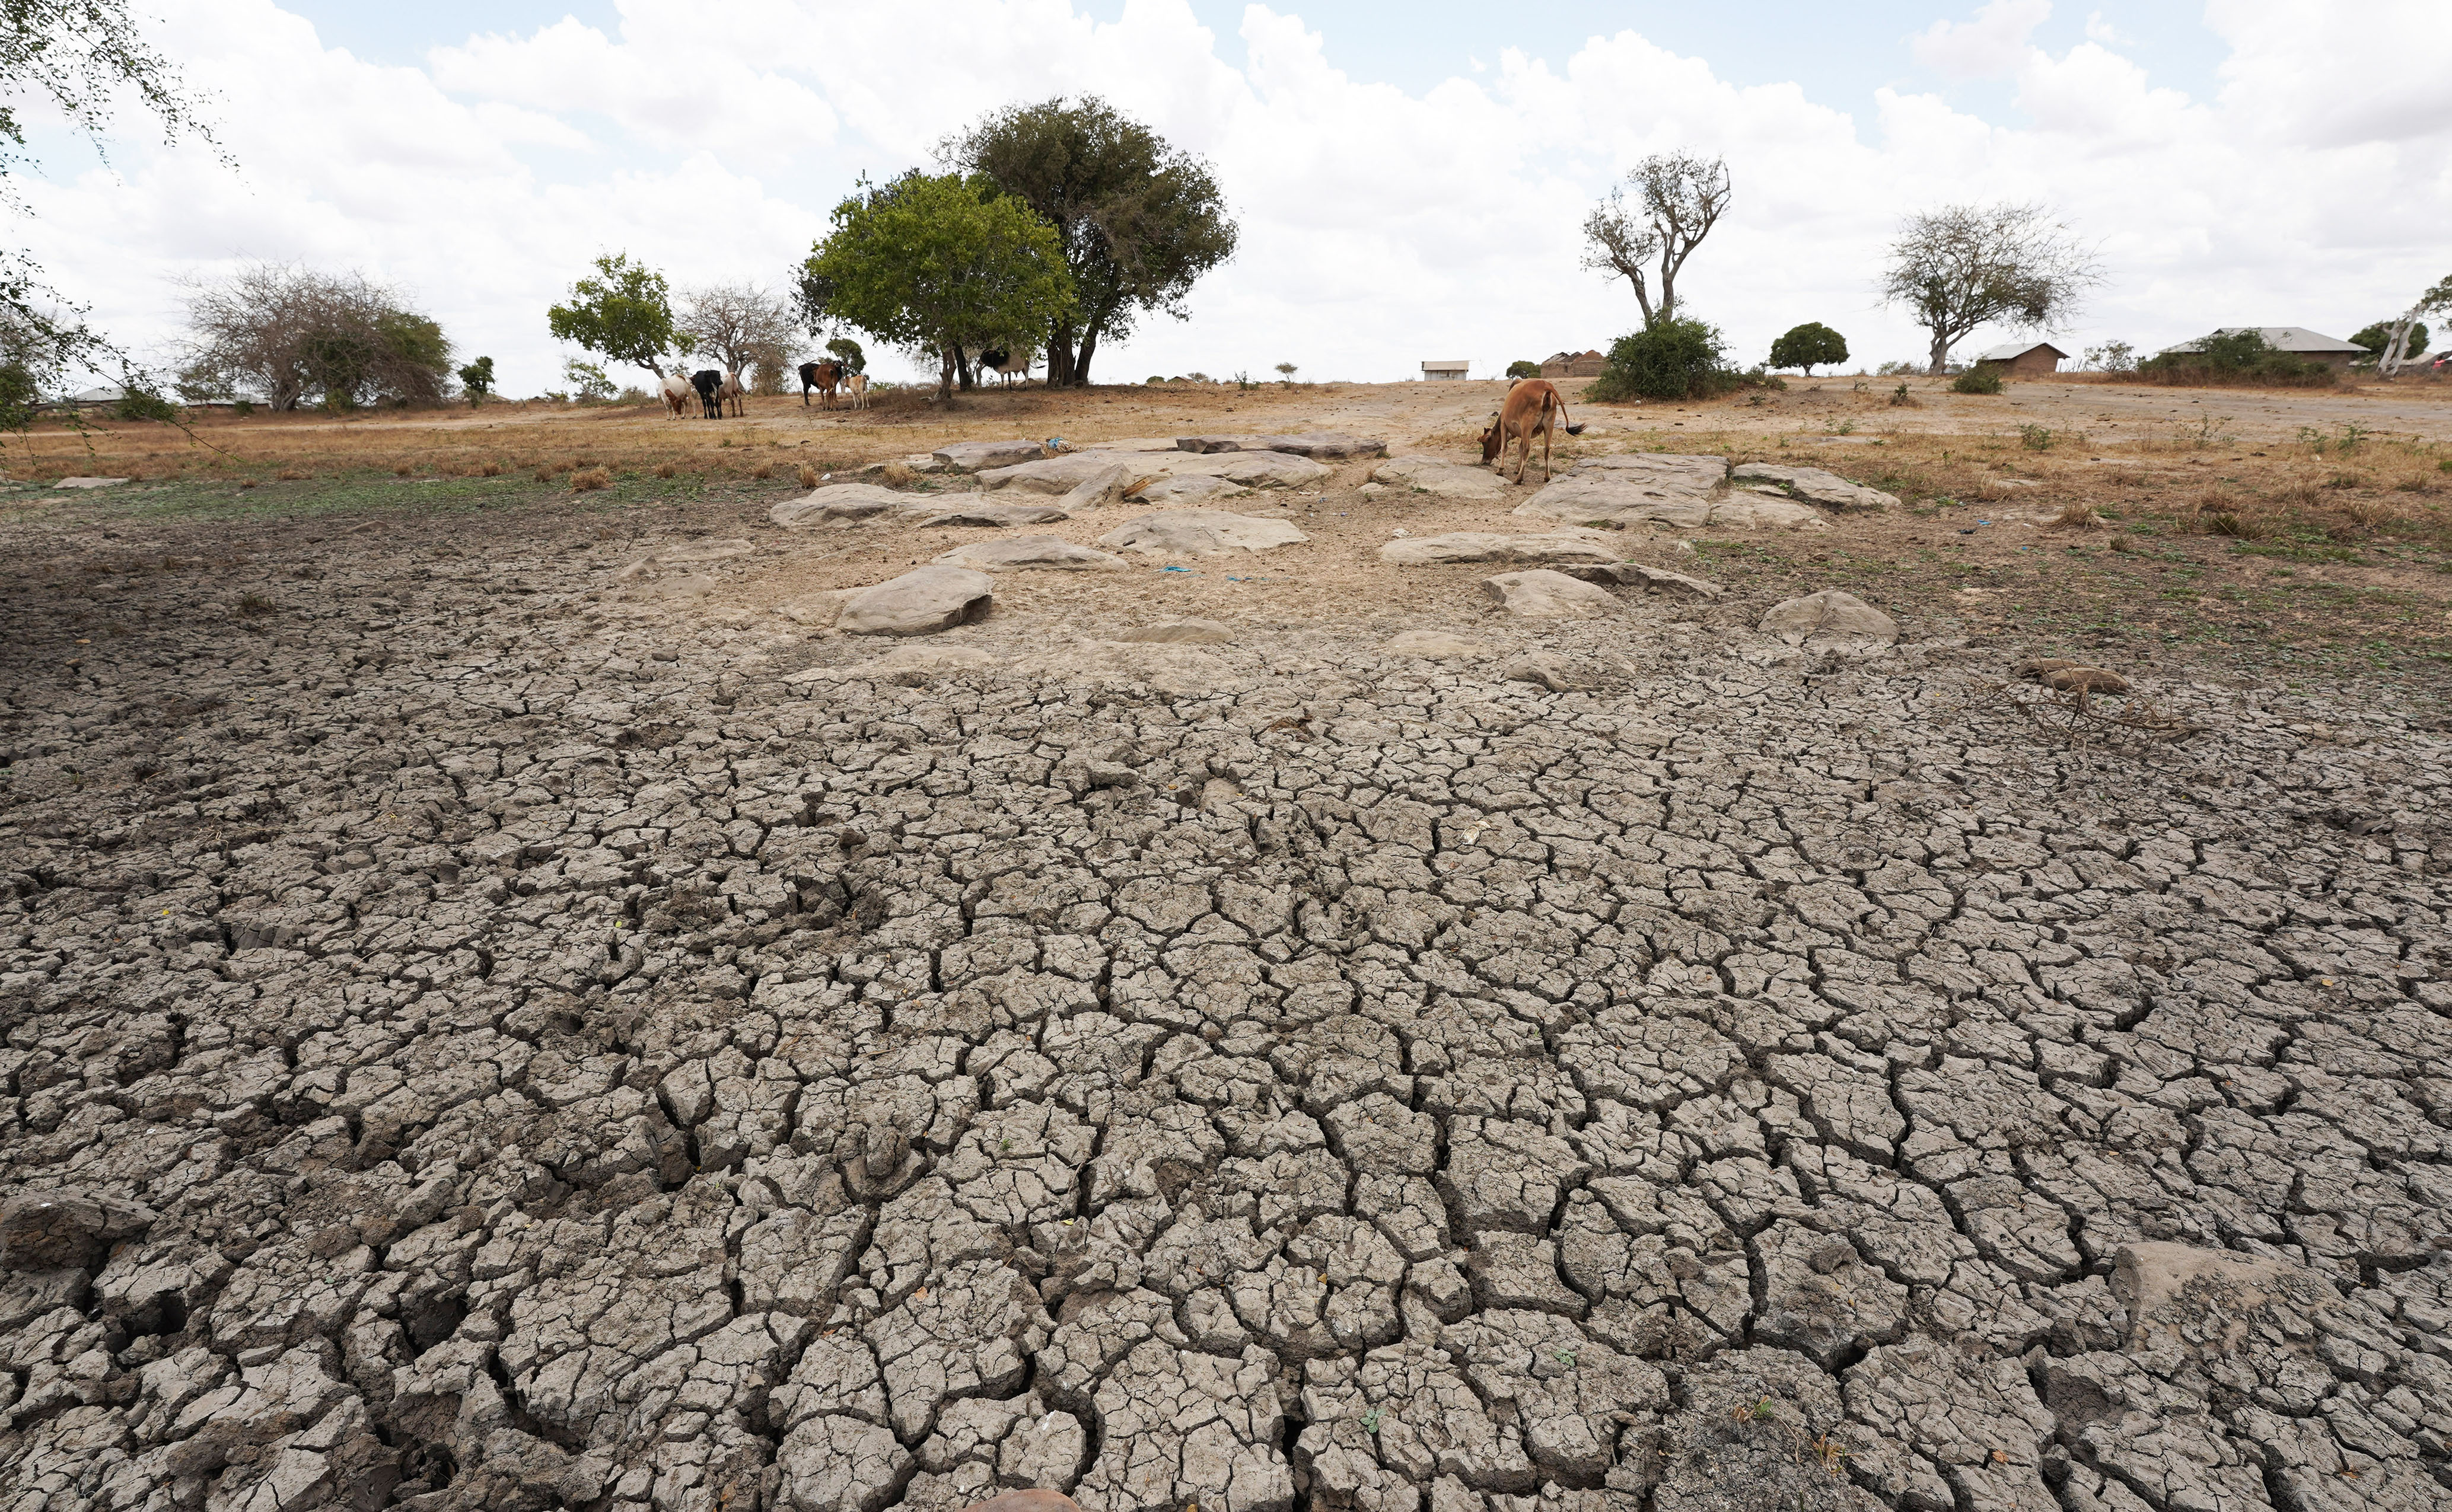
955, 345, 974, 393
1928, 328, 1952, 375
937, 348, 956, 404
1074, 328, 1100, 387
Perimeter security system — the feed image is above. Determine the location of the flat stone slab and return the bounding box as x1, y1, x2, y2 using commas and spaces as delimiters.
1502, 650, 1594, 692
1176, 432, 1386, 460
1380, 530, 1619, 566
1059, 462, 1139, 511
933, 535, 1128, 571
836, 564, 995, 636
772, 484, 907, 527
1759, 588, 1897, 643
932, 440, 1047, 472
1097, 510, 1307, 557
977, 453, 1142, 493
1518, 470, 1827, 532
1556, 561, 1724, 599
1731, 462, 1897, 511
1372, 457, 1508, 501
985, 448, 1327, 495
900, 502, 1071, 528
1482, 568, 1619, 618
1134, 475, 1248, 505
53, 477, 130, 490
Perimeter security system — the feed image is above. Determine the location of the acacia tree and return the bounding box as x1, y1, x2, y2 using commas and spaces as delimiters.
547, 254, 677, 379
2372, 275, 2452, 379
1880, 203, 2101, 374
175, 265, 452, 410
2, 0, 222, 417
802, 171, 1075, 404
942, 97, 1237, 386
1580, 151, 1733, 327
676, 281, 795, 384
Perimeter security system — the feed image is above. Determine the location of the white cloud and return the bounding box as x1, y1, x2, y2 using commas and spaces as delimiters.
1910, 0, 2053, 79
2082, 11, 2132, 46
20, 0, 2452, 397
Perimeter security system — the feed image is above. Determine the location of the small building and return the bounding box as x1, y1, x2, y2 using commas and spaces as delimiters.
1420, 360, 1470, 381
2159, 327, 2368, 371
1540, 350, 1607, 379
68, 385, 128, 406
1970, 342, 2067, 379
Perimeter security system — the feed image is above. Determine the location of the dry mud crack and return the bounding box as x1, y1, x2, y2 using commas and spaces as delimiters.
3, 511, 2451, 1512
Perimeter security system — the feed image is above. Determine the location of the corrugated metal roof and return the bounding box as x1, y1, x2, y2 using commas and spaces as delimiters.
1421, 359, 1469, 368
2164, 327, 2365, 355
1973, 341, 2066, 362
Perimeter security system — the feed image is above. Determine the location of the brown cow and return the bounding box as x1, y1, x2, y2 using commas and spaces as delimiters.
1479, 378, 1585, 484
798, 360, 842, 409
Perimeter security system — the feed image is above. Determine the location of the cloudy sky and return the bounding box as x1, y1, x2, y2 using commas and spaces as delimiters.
16, 0, 2452, 393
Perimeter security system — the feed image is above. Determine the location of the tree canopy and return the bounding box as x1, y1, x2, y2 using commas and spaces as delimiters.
1768, 322, 1848, 375
548, 254, 678, 378
942, 97, 1236, 386
175, 265, 453, 410
1580, 152, 1733, 327
2352, 321, 2428, 360
802, 171, 1075, 403
1879, 203, 2100, 374
676, 281, 795, 382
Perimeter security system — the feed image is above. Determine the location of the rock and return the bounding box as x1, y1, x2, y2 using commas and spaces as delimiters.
772, 484, 906, 528
1176, 432, 1385, 459
1097, 511, 1307, 557
1058, 462, 1139, 511
2014, 658, 2130, 696
1731, 462, 1897, 511
776, 589, 856, 627
1202, 450, 1332, 489
1515, 452, 1826, 532
1502, 651, 1594, 692
1371, 457, 1508, 501
835, 566, 995, 636
1556, 561, 1724, 599
616, 538, 754, 576
1387, 630, 1491, 659
1132, 475, 1248, 505
985, 449, 1325, 495
2110, 1242, 2338, 1359
978, 453, 1141, 494
899, 502, 1071, 528
1483, 569, 1619, 619
54, 477, 130, 490
1, 1191, 155, 1272
932, 536, 1128, 571
1118, 618, 1234, 644
1758, 589, 1897, 644
932, 440, 1047, 473
1380, 530, 1619, 566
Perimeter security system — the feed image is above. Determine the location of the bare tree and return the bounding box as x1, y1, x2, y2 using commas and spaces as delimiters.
1881, 203, 2101, 374
1580, 152, 1733, 326
2376, 273, 2452, 379
176, 264, 451, 410
676, 282, 797, 384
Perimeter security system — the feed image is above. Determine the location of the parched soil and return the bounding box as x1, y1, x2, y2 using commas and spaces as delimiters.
4, 378, 2451, 1512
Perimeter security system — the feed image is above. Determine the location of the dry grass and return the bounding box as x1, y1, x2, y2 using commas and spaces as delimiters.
2342, 496, 2399, 528
275, 467, 308, 482
878, 461, 917, 488
797, 463, 820, 489
2049, 502, 2106, 531
654, 462, 677, 479
569, 467, 612, 493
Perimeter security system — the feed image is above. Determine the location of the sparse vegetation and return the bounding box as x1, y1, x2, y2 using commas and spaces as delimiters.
569, 466, 612, 492
1953, 368, 2003, 394
1588, 316, 1732, 401
2020, 422, 2051, 450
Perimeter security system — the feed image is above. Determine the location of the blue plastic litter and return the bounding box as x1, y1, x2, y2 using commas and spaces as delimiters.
1046, 437, 1066, 451
1161, 565, 1192, 573
1976, 519, 1991, 525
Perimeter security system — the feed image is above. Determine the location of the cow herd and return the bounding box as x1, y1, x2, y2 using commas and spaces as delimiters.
655, 361, 870, 420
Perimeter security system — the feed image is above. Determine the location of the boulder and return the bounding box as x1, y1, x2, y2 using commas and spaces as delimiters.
1380, 530, 1619, 566
1556, 561, 1724, 599
1731, 462, 1897, 511
1372, 457, 1508, 501
1059, 462, 1139, 511
1206, 449, 1331, 489
1119, 618, 1234, 644
2, 1191, 155, 1272
1387, 630, 1492, 660
1482, 569, 1619, 619
899, 502, 1072, 528
933, 536, 1129, 572
1759, 589, 1897, 643
1502, 651, 1594, 692
932, 440, 1047, 473
1133, 475, 1249, 505
835, 566, 995, 636
771, 483, 906, 528
1097, 511, 1307, 557
2014, 658, 2130, 696
979, 452, 1139, 494
1176, 432, 1386, 460
1517, 471, 1827, 531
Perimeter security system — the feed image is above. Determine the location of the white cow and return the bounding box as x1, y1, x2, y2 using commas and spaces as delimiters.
658, 372, 694, 417
717, 369, 746, 417
845, 373, 870, 410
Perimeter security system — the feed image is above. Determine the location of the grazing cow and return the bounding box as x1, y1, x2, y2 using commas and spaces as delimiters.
797, 360, 842, 409
1478, 378, 1585, 484
690, 368, 723, 420
980, 349, 1033, 387
845, 373, 870, 410
658, 372, 693, 417
717, 369, 746, 417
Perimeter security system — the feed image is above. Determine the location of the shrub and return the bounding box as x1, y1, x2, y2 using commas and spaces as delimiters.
1767, 322, 1848, 375
1875, 359, 1919, 377
1147, 375, 1164, 385
1505, 359, 1540, 380
654, 462, 677, 479
116, 387, 179, 422
2020, 423, 2052, 451
2080, 340, 2137, 373
480, 461, 502, 477
0, 361, 38, 429
1587, 317, 1731, 402
2349, 321, 2426, 359
2139, 329, 2334, 387
231, 399, 254, 417
1889, 382, 1916, 407
1953, 368, 2004, 394
570, 467, 612, 492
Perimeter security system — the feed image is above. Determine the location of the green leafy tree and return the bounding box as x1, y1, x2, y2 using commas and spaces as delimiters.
1588, 317, 1731, 401
562, 359, 614, 401
1505, 359, 1540, 380
825, 336, 865, 374
177, 265, 452, 409
2351, 321, 2428, 360
458, 355, 495, 404
944, 96, 1237, 386
1880, 203, 2100, 374
114, 385, 176, 421
1768, 322, 1848, 375
547, 254, 677, 380
2371, 275, 2452, 378
802, 171, 1075, 404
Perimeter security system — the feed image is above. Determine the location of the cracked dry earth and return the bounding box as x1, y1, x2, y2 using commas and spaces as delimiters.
4, 505, 2452, 1512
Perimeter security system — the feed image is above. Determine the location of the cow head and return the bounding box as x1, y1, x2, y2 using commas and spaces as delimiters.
1479, 417, 1502, 462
